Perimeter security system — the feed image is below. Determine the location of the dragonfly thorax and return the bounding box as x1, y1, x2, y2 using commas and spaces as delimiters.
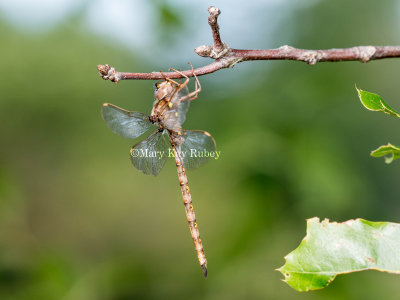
150, 80, 189, 133
150, 100, 176, 129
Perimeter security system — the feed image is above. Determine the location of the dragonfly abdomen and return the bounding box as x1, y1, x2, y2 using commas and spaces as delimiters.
173, 144, 208, 278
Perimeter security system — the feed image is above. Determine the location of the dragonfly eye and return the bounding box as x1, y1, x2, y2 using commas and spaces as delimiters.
154, 81, 163, 90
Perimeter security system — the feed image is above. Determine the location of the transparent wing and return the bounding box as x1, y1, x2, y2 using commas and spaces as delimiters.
174, 85, 191, 126
162, 85, 190, 131
130, 130, 170, 176
102, 103, 154, 139
181, 130, 217, 170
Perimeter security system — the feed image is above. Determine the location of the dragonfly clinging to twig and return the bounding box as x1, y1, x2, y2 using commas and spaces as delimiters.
101, 68, 216, 277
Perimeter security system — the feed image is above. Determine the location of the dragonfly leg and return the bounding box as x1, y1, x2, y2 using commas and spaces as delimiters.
160, 69, 181, 86
170, 63, 202, 102
187, 62, 202, 101
169, 67, 190, 89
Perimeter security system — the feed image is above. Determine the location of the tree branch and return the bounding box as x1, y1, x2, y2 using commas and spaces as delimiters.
98, 6, 400, 82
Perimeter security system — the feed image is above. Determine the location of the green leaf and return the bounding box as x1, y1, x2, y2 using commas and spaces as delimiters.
356, 87, 400, 163
278, 217, 400, 292
356, 87, 400, 118
371, 143, 400, 163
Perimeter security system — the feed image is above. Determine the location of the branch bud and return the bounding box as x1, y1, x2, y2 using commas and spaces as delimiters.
195, 45, 213, 57
97, 64, 119, 82
208, 6, 220, 19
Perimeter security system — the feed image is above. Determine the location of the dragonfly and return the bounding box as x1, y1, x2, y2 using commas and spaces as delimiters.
101, 69, 216, 277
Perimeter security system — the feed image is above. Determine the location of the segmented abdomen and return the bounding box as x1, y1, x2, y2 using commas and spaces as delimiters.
172, 144, 208, 277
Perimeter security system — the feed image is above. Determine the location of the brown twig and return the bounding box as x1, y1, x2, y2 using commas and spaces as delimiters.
207, 6, 224, 53
97, 6, 400, 82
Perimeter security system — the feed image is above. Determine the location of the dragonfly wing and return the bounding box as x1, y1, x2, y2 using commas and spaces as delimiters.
175, 85, 191, 126
176, 97, 190, 126
130, 130, 169, 176
102, 103, 154, 139
181, 130, 217, 170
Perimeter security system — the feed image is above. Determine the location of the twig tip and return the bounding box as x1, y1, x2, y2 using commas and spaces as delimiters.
208, 6, 220, 17
97, 64, 109, 76
97, 64, 120, 82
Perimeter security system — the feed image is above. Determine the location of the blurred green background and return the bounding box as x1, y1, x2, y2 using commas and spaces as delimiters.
1, 0, 400, 299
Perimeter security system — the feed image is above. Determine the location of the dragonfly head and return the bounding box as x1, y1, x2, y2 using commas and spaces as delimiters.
154, 80, 175, 101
